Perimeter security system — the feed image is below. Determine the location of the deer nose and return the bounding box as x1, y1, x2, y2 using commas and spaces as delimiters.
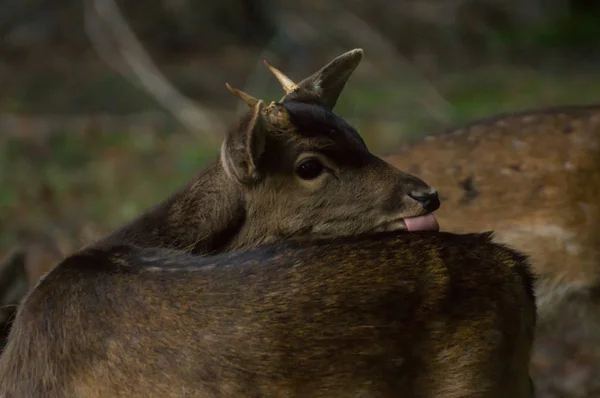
408, 188, 440, 213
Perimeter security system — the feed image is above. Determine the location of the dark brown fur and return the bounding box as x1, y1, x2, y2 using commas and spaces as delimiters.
0, 231, 535, 398
384, 105, 600, 397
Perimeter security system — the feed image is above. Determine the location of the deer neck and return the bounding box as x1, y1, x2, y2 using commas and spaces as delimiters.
94, 159, 246, 254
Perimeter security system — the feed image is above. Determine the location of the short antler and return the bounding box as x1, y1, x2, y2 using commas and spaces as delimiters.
263, 60, 297, 94
225, 83, 260, 108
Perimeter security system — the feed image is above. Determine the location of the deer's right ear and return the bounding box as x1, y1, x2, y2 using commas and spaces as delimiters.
220, 100, 267, 185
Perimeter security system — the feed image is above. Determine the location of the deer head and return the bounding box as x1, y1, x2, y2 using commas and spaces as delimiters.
97, 49, 440, 255
208, 49, 440, 249
84, 0, 438, 257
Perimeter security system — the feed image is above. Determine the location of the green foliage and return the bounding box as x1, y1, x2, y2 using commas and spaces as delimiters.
489, 10, 600, 55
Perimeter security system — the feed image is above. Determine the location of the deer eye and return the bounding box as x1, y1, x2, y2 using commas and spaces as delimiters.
295, 158, 325, 180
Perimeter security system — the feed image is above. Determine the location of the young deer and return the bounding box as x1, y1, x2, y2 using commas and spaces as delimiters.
0, 230, 535, 398
0, 50, 440, 355
385, 105, 600, 397
92, 48, 440, 255
80, 0, 439, 252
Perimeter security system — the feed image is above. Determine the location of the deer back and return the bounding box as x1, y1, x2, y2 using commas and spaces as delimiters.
0, 232, 535, 398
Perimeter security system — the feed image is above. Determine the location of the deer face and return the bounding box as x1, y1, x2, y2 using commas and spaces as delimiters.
220, 49, 439, 246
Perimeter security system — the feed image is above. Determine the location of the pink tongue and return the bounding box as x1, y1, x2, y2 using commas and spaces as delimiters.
404, 213, 439, 232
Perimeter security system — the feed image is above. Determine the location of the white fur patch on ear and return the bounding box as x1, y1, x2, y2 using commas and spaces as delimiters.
244, 102, 262, 172
219, 138, 243, 184
312, 78, 322, 93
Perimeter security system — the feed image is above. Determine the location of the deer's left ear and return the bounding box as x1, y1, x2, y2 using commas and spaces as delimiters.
264, 49, 364, 110
220, 100, 267, 185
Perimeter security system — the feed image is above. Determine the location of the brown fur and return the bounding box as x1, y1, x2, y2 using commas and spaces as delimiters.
0, 231, 535, 397
384, 105, 600, 397
0, 240, 63, 348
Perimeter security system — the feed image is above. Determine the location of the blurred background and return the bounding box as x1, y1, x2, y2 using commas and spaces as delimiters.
1, 0, 600, 349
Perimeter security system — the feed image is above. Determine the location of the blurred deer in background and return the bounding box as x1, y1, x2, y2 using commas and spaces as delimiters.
385, 105, 600, 397
0, 235, 64, 352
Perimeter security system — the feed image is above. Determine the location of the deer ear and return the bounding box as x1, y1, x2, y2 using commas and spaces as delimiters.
267, 49, 364, 110
220, 100, 267, 185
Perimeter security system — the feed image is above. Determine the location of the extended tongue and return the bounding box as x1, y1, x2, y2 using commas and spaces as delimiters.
404, 213, 439, 232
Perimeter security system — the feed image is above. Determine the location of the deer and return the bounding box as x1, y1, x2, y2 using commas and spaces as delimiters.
0, 0, 444, 356
384, 105, 600, 397
0, 2, 535, 395
0, 49, 443, 356
0, 50, 537, 394
88, 48, 440, 256
0, 228, 536, 397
